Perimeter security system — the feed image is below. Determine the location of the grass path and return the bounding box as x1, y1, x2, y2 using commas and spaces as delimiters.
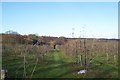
2, 49, 77, 78
32, 49, 75, 78
2, 49, 118, 78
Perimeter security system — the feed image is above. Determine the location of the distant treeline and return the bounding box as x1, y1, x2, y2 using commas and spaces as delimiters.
1, 33, 119, 45
1, 34, 67, 45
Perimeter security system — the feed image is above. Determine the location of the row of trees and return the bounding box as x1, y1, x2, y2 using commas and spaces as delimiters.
2, 32, 57, 78
2, 43, 53, 78
59, 38, 118, 69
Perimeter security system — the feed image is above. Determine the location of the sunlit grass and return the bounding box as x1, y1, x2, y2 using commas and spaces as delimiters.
2, 48, 118, 78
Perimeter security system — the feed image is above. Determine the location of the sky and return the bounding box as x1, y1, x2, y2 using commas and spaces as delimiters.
2, 2, 118, 39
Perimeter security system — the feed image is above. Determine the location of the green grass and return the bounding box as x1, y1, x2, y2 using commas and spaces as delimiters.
2, 49, 75, 78
2, 49, 118, 78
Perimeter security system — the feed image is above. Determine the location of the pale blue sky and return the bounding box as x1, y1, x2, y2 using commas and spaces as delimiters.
2, 2, 118, 38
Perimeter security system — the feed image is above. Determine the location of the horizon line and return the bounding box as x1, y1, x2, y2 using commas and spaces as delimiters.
1, 33, 119, 39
